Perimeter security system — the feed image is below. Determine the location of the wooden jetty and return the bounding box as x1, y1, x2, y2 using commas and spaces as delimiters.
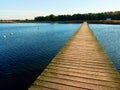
29, 22, 120, 90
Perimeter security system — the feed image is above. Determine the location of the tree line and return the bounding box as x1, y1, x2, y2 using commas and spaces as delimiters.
34, 11, 120, 21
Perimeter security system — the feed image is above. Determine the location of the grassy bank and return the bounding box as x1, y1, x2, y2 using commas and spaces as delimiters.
60, 20, 120, 24
0, 20, 34, 23
0, 20, 120, 24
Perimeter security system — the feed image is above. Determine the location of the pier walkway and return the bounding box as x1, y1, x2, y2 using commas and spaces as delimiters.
29, 22, 120, 90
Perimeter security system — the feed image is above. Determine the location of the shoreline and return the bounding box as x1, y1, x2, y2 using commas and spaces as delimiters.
0, 20, 120, 24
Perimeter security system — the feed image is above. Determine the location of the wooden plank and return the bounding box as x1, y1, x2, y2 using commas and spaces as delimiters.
29, 22, 120, 90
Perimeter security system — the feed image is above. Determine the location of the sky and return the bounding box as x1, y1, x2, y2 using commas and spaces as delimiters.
0, 0, 120, 20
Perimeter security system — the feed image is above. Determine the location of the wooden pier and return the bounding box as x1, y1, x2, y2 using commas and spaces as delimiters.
29, 22, 120, 90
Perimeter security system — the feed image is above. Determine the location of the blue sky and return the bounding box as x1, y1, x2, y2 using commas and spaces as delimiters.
0, 0, 120, 20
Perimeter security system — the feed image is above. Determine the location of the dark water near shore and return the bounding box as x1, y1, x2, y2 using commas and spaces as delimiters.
0, 23, 120, 90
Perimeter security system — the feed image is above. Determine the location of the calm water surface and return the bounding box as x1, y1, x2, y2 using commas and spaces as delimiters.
90, 24, 120, 72
0, 23, 120, 89
0, 23, 80, 89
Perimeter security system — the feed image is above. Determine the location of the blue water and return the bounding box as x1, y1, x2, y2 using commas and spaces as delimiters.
0, 23, 80, 90
0, 23, 120, 90
90, 24, 120, 72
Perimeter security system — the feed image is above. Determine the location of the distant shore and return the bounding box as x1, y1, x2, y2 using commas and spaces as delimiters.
0, 20, 34, 23
0, 20, 120, 24
63, 20, 120, 24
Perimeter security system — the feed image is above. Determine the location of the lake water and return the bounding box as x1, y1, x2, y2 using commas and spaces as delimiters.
90, 24, 120, 72
0, 23, 80, 89
0, 23, 120, 90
